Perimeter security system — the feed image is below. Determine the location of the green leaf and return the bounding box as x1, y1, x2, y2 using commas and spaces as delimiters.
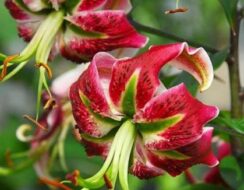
182, 184, 227, 190
212, 111, 244, 135
168, 72, 198, 96
210, 49, 228, 70
220, 156, 242, 188
238, 184, 244, 190
219, 0, 238, 30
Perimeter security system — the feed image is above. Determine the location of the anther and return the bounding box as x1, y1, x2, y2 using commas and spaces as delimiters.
103, 174, 113, 189
0, 54, 18, 81
66, 170, 80, 186
23, 114, 48, 131
43, 97, 56, 110
35, 62, 53, 79
39, 177, 72, 190
165, 7, 188, 14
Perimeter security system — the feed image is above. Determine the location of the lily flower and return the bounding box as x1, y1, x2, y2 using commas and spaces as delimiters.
67, 42, 219, 189
2, 0, 147, 117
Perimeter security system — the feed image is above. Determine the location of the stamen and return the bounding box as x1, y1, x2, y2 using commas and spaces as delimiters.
43, 97, 56, 110
103, 174, 113, 189
35, 63, 53, 79
23, 114, 48, 131
5, 149, 14, 168
66, 170, 80, 186
0, 54, 18, 81
165, 7, 188, 14
39, 177, 72, 190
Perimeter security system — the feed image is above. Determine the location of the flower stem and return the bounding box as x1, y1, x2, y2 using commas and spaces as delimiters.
227, 6, 244, 157
129, 16, 218, 53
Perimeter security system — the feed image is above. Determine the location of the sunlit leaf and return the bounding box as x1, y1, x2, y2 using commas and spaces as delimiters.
219, 0, 238, 31
168, 71, 198, 96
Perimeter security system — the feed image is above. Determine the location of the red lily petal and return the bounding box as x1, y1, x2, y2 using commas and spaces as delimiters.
70, 0, 131, 13
135, 84, 218, 150
60, 11, 147, 62
130, 139, 163, 179
74, 0, 106, 12
80, 133, 112, 157
17, 21, 43, 42
147, 127, 219, 176
109, 43, 213, 111
82, 139, 111, 157
130, 160, 163, 179
70, 53, 121, 137
103, 0, 132, 13
5, 0, 30, 20
5, 0, 45, 42
51, 64, 90, 98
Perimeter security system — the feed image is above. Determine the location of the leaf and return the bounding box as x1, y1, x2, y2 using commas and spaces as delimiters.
231, 119, 244, 134
238, 184, 244, 190
182, 184, 227, 190
218, 0, 238, 31
0, 53, 6, 61
220, 156, 242, 188
210, 49, 228, 70
168, 71, 198, 96
211, 111, 244, 136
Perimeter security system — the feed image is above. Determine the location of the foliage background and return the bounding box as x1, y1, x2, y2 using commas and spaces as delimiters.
0, 0, 243, 189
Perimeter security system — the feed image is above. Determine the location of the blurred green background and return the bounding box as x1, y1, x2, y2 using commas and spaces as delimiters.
0, 0, 243, 189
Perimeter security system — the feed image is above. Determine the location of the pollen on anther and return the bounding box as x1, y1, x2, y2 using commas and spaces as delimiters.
0, 54, 19, 81
35, 62, 53, 79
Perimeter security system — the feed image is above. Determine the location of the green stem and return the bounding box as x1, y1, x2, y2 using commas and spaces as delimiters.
227, 6, 244, 156
57, 120, 71, 171
129, 16, 218, 53
36, 68, 45, 120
